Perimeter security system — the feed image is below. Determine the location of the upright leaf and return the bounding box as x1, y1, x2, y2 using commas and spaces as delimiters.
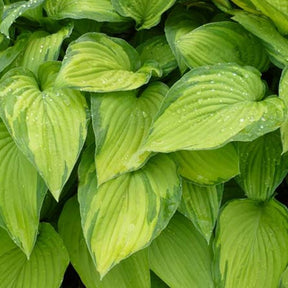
144, 64, 286, 152
279, 67, 288, 153
44, 0, 125, 22
214, 199, 288, 288
18, 24, 73, 75
179, 181, 223, 243
236, 131, 288, 201
177, 21, 269, 71
149, 213, 214, 288
0, 120, 47, 257
91, 82, 167, 185
136, 36, 177, 77
56, 33, 160, 92
58, 197, 150, 288
165, 5, 205, 73
78, 146, 181, 277
171, 143, 239, 185
0, 223, 69, 288
111, 0, 176, 30
0, 62, 89, 200
233, 12, 288, 68
0, 0, 45, 37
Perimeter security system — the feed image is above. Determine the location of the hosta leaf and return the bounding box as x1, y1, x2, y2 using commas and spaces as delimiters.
56, 32, 160, 92
137, 36, 177, 77
279, 67, 288, 153
0, 62, 89, 200
0, 120, 47, 257
179, 181, 223, 243
230, 0, 256, 12
233, 12, 288, 68
280, 266, 288, 288
111, 0, 176, 30
214, 199, 288, 288
44, 0, 125, 22
0, 0, 45, 37
236, 131, 288, 201
177, 21, 269, 71
91, 82, 167, 185
165, 5, 205, 73
149, 213, 214, 288
0, 33, 27, 73
18, 24, 73, 75
144, 64, 286, 152
78, 146, 181, 277
250, 0, 288, 35
171, 143, 239, 185
0, 223, 69, 288
58, 197, 150, 288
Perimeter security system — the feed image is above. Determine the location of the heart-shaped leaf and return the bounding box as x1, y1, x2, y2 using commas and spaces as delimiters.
56, 32, 161, 92
111, 0, 176, 30
176, 21, 269, 71
44, 0, 125, 22
171, 143, 239, 185
144, 64, 286, 152
78, 146, 181, 277
236, 131, 288, 201
59, 196, 151, 288
91, 82, 167, 185
178, 180, 223, 243
0, 62, 89, 200
0, 223, 69, 288
0, 120, 47, 257
149, 213, 214, 288
214, 199, 288, 288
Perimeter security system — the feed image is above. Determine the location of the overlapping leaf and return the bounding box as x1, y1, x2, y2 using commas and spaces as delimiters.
44, 0, 125, 22
215, 199, 288, 288
78, 146, 181, 277
0, 62, 89, 200
0, 223, 69, 288
149, 213, 214, 288
91, 82, 168, 185
249, 0, 288, 35
0, 0, 45, 37
236, 131, 288, 201
0, 120, 47, 257
176, 21, 269, 71
171, 143, 239, 185
136, 36, 177, 77
144, 64, 286, 152
165, 5, 206, 73
111, 0, 176, 30
233, 12, 288, 68
59, 197, 150, 288
56, 32, 160, 92
178, 181, 223, 242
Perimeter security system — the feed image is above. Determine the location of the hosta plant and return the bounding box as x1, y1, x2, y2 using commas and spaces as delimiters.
1, 0, 288, 287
